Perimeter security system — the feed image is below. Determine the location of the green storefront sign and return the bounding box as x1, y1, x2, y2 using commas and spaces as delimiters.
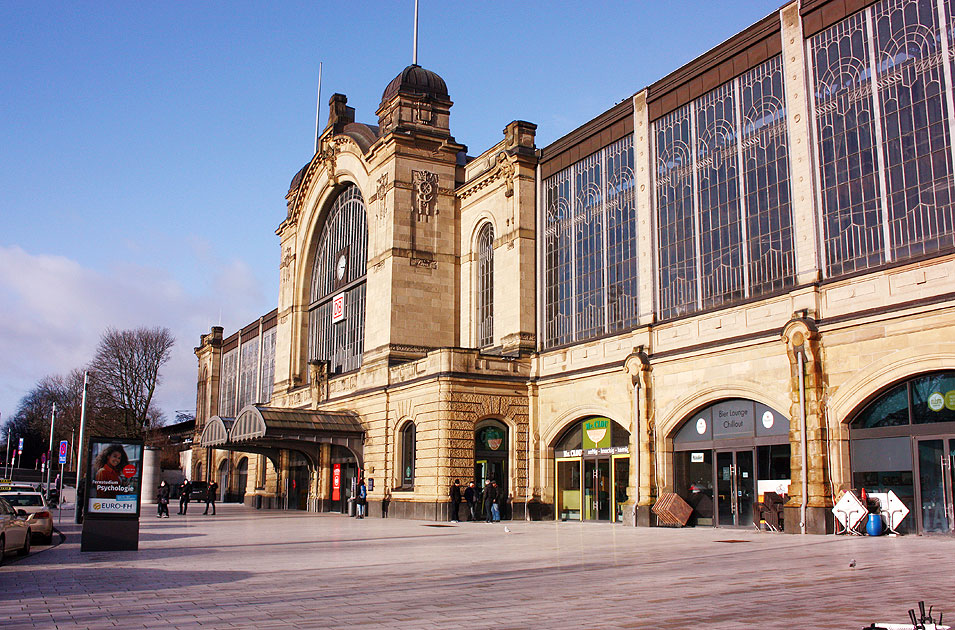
582, 417, 612, 449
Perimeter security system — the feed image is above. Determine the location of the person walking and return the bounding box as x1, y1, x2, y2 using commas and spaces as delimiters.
464, 481, 477, 522
448, 479, 462, 522
178, 479, 191, 515
489, 480, 502, 522
157, 480, 170, 518
204, 480, 218, 515
483, 479, 498, 523
356, 479, 367, 519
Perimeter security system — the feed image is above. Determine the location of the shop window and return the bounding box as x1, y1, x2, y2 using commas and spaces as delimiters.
400, 423, 416, 488
852, 382, 910, 428
911, 372, 955, 424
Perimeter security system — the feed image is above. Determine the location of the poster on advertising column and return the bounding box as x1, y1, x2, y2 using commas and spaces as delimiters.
86, 438, 144, 517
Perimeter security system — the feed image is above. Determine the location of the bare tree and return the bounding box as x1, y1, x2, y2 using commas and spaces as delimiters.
89, 327, 174, 438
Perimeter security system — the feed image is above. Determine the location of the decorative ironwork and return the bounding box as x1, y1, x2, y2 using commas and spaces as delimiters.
653, 55, 794, 320
810, 0, 955, 277
542, 136, 636, 348
308, 184, 368, 375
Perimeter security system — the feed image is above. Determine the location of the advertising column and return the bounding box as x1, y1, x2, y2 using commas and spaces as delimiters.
80, 437, 144, 552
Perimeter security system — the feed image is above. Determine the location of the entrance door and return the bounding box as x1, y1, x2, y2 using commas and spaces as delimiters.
716, 450, 755, 527
583, 458, 611, 521
916, 438, 955, 533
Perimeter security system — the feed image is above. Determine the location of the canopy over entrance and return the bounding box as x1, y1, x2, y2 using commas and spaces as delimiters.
198, 405, 365, 468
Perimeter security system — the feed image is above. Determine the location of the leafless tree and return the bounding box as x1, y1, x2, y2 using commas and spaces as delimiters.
89, 327, 174, 438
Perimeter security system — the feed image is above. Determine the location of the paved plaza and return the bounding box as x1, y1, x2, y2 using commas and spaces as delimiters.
2, 505, 954, 629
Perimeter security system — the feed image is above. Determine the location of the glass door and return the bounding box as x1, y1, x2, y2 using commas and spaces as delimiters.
716, 450, 755, 527
916, 438, 954, 533
612, 455, 629, 523
583, 458, 611, 521
556, 458, 581, 520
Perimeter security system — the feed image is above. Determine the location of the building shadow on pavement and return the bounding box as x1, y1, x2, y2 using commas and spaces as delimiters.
0, 567, 254, 600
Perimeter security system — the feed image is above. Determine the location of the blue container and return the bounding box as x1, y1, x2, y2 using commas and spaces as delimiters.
865, 513, 883, 536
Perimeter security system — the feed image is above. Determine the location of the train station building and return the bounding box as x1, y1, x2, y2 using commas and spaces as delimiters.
192, 0, 955, 534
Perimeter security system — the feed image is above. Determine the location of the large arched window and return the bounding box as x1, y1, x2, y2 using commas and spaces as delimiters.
308, 184, 368, 374
400, 422, 416, 488
477, 223, 494, 348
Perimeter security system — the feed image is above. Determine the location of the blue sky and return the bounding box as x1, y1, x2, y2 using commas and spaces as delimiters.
0, 0, 778, 422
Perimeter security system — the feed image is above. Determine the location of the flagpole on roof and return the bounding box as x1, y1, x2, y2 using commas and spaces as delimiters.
413, 0, 418, 65
314, 61, 323, 155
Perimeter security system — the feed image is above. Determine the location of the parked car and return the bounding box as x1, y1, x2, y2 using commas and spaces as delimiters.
0, 491, 53, 543
0, 496, 31, 565
188, 481, 209, 502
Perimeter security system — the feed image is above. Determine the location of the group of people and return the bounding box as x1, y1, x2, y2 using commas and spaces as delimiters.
448, 479, 503, 523
156, 479, 219, 518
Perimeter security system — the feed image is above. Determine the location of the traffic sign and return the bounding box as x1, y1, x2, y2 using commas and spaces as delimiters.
59, 440, 68, 464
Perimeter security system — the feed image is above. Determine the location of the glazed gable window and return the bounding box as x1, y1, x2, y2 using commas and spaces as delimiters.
307, 184, 368, 375
542, 135, 637, 348
653, 55, 794, 320
809, 0, 955, 277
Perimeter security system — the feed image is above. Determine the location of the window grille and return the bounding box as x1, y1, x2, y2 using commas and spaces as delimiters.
307, 184, 368, 374
653, 55, 794, 320
259, 327, 276, 404
542, 136, 636, 348
809, 0, 955, 276
218, 347, 238, 417
237, 336, 259, 410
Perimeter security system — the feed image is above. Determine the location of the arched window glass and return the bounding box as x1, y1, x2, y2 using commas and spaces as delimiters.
477, 224, 494, 347
307, 184, 368, 374
401, 423, 416, 487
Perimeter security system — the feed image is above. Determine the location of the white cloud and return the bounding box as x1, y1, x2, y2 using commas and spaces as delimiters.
0, 245, 272, 423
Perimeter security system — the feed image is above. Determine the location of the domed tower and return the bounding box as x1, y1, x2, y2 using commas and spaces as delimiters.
376, 64, 454, 139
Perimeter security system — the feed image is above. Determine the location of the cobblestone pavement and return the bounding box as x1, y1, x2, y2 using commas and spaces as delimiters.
1, 504, 954, 629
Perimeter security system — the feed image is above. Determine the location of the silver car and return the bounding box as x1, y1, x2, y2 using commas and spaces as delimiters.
0, 491, 53, 543
0, 496, 31, 565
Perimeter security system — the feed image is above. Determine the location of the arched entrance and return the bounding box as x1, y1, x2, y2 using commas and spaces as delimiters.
553, 417, 630, 522
672, 399, 789, 528
849, 370, 955, 534
474, 420, 508, 519
235, 457, 248, 504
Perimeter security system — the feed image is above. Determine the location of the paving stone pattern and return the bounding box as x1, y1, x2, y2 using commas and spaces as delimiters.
1, 505, 953, 629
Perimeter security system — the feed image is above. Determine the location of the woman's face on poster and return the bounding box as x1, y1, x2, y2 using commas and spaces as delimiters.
107, 450, 122, 467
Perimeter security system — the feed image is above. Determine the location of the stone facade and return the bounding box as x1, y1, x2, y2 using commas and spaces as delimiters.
193, 0, 955, 534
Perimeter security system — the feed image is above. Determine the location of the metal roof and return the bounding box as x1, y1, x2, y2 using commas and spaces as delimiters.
230, 405, 363, 443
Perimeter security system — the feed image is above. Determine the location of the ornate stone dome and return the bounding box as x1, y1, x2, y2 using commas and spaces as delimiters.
380, 64, 449, 107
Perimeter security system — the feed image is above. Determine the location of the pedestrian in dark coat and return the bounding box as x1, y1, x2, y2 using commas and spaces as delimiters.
483, 480, 498, 523
179, 479, 191, 514
204, 480, 219, 515
449, 479, 462, 522
157, 480, 170, 518
464, 481, 477, 521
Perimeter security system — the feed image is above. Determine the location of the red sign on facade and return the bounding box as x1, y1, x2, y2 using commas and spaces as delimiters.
332, 292, 345, 322
332, 463, 341, 501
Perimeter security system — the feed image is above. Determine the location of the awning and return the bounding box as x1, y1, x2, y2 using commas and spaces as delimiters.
198, 405, 364, 467
199, 416, 234, 447
231, 405, 363, 442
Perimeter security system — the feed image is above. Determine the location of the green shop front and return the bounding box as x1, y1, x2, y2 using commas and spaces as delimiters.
554, 417, 630, 522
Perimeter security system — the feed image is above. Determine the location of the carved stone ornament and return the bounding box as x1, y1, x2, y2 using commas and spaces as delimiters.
375, 173, 389, 223
318, 143, 338, 181
497, 152, 516, 198
412, 170, 439, 220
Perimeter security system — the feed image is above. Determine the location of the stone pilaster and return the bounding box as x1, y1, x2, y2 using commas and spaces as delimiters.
624, 347, 655, 526
781, 313, 833, 534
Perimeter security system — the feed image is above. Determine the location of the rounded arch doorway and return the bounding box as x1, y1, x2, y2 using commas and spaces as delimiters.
553, 417, 630, 522
474, 420, 508, 519
672, 399, 790, 528
849, 370, 955, 534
